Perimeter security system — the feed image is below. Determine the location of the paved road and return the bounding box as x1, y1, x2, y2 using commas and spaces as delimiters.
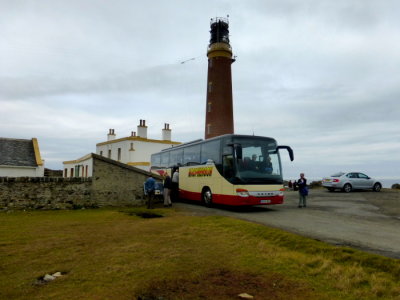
175, 190, 400, 259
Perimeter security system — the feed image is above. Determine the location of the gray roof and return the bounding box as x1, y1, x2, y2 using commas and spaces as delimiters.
0, 138, 38, 167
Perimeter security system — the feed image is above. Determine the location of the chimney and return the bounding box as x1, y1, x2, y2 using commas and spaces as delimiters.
107, 128, 116, 141
131, 131, 136, 137
137, 119, 147, 138
162, 123, 171, 141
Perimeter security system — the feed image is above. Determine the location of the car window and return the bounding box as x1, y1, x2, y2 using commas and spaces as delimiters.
346, 173, 358, 178
332, 172, 345, 177
358, 173, 369, 179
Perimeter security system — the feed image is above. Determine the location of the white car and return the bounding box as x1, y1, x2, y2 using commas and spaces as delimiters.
322, 172, 382, 193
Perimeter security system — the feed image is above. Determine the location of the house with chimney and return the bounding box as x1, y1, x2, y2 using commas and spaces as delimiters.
0, 137, 45, 177
63, 120, 180, 177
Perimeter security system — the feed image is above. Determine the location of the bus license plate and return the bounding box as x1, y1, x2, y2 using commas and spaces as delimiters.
260, 200, 271, 204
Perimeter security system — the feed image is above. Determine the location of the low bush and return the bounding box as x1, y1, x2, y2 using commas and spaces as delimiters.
309, 181, 322, 188
391, 183, 400, 189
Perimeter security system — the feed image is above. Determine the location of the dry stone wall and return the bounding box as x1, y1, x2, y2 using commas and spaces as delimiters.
0, 177, 93, 209
91, 154, 155, 206
0, 153, 160, 209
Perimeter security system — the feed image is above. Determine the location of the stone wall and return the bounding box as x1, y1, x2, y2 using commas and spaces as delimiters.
91, 154, 160, 206
0, 177, 93, 209
0, 153, 161, 209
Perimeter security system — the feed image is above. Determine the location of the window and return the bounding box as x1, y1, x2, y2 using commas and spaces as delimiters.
70, 168, 74, 178
161, 152, 170, 168
108, 149, 111, 159
234, 137, 282, 183
208, 102, 212, 112
332, 172, 345, 177
183, 145, 201, 165
207, 124, 211, 135
85, 165, 88, 177
208, 82, 212, 93
118, 148, 121, 161
151, 154, 161, 168
130, 143, 134, 150
100, 151, 103, 156
347, 173, 358, 178
170, 149, 183, 166
358, 173, 369, 179
201, 140, 221, 164
64, 168, 67, 178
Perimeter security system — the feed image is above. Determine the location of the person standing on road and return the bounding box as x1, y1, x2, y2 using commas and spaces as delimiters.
297, 173, 308, 208
171, 168, 179, 201
144, 175, 156, 209
163, 173, 172, 207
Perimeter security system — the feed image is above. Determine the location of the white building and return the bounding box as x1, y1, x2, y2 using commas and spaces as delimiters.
0, 137, 45, 177
62, 153, 93, 178
96, 120, 180, 170
63, 120, 180, 177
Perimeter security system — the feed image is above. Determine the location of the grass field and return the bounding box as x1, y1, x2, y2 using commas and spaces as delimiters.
0, 207, 399, 299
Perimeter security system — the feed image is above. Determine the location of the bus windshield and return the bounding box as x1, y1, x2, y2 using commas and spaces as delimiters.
231, 137, 282, 184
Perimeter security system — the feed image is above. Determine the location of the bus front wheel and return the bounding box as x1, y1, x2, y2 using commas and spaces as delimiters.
202, 188, 213, 208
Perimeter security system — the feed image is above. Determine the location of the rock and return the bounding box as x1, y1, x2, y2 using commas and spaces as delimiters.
238, 293, 254, 299
43, 274, 55, 281
52, 272, 62, 277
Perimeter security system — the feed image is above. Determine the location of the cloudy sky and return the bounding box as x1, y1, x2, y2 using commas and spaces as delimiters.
1, 0, 399, 182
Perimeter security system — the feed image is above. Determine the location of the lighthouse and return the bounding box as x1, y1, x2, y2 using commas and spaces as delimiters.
205, 17, 235, 139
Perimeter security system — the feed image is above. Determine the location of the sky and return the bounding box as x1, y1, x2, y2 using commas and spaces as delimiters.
1, 0, 399, 182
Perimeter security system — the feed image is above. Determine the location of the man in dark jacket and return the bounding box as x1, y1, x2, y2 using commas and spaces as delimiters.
297, 173, 308, 208
171, 168, 179, 201
163, 174, 172, 207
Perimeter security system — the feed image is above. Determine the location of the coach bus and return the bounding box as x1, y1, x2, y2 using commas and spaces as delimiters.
150, 134, 293, 206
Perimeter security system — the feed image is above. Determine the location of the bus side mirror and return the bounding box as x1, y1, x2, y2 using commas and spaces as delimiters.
277, 146, 294, 161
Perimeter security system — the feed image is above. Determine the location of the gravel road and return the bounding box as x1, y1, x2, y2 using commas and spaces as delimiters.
174, 189, 400, 259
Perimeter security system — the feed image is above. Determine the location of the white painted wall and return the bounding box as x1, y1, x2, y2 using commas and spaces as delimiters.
0, 165, 44, 177
96, 139, 175, 171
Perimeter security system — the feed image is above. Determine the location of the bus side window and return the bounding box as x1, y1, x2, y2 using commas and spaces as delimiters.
183, 145, 201, 165
151, 154, 161, 168
201, 140, 221, 164
170, 149, 183, 167
161, 152, 170, 168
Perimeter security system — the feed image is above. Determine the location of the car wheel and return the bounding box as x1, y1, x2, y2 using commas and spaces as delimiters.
343, 183, 352, 193
202, 188, 212, 207
373, 183, 382, 192
328, 188, 335, 192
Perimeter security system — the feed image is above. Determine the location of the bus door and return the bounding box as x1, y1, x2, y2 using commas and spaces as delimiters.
223, 155, 234, 180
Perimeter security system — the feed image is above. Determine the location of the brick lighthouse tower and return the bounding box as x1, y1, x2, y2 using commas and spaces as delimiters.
205, 17, 235, 139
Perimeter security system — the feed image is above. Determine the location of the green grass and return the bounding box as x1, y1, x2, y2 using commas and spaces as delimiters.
0, 207, 399, 299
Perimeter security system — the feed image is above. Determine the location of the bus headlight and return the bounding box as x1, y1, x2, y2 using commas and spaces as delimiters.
236, 188, 249, 197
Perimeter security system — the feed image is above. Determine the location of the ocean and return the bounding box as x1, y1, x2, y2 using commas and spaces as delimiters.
379, 179, 400, 188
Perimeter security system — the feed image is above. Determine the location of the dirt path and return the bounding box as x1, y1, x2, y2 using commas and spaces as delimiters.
174, 189, 400, 258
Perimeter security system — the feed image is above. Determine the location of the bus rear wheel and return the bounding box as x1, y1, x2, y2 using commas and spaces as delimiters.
202, 188, 213, 208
